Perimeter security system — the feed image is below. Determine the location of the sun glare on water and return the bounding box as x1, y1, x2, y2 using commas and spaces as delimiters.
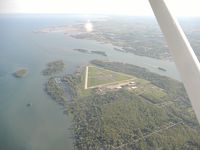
84, 20, 93, 32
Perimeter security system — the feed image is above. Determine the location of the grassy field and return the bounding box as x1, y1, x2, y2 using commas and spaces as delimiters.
87, 66, 135, 88
133, 82, 169, 104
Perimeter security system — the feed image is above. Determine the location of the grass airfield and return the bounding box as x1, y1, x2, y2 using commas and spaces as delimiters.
86, 66, 135, 89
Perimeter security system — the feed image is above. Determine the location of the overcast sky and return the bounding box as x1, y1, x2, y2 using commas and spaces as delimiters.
0, 0, 200, 16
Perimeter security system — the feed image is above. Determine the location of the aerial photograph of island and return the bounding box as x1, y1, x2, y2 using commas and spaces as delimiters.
0, 0, 200, 150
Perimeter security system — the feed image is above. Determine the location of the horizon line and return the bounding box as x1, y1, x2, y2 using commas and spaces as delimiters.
0, 13, 200, 18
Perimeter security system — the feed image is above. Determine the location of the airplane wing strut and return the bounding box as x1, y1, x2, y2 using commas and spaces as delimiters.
149, 0, 200, 123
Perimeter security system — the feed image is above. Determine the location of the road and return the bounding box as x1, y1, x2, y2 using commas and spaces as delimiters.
113, 121, 183, 150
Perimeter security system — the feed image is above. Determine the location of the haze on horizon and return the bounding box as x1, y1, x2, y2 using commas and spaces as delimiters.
0, 0, 200, 17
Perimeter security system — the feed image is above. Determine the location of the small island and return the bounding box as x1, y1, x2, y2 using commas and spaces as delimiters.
13, 68, 28, 78
91, 50, 107, 56
158, 67, 167, 72
73, 49, 107, 57
42, 60, 65, 76
113, 47, 127, 53
73, 48, 90, 54
26, 103, 32, 107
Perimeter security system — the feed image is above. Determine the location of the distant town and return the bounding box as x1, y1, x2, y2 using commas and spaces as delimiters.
36, 17, 200, 61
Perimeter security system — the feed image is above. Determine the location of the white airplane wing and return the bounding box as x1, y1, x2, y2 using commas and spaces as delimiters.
149, 0, 200, 123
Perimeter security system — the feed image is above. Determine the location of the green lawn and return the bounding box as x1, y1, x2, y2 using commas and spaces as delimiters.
87, 66, 135, 88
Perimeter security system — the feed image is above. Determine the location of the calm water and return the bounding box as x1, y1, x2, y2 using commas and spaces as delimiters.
0, 15, 180, 150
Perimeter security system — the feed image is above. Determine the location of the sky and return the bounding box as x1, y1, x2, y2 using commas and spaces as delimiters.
0, 0, 200, 16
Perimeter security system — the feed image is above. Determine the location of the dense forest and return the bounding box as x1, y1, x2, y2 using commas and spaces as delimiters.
62, 60, 200, 149
46, 60, 200, 149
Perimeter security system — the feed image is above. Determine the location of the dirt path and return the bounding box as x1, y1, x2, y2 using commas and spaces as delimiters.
113, 121, 183, 149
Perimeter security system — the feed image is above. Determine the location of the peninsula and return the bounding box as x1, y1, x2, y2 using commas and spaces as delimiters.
42, 60, 65, 76
44, 59, 200, 149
